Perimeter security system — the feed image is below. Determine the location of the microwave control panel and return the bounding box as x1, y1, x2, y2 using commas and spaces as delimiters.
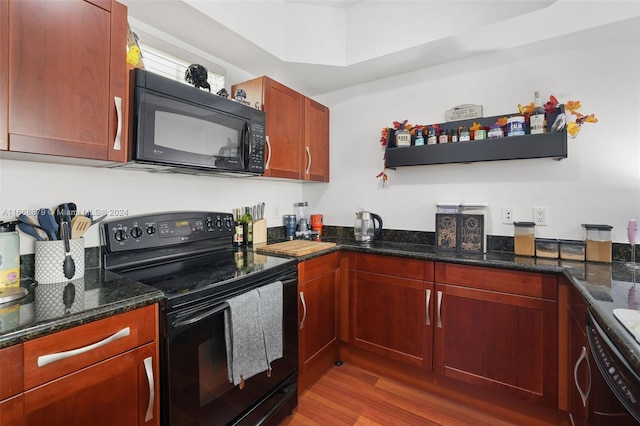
102, 211, 234, 252
248, 121, 265, 173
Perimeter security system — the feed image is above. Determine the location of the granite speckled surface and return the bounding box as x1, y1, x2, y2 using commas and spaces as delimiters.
0, 266, 164, 349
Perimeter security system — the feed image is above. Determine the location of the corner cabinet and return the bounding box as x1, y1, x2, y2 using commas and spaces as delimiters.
0, 305, 160, 425
385, 107, 567, 168
1, 0, 128, 162
231, 76, 330, 182
298, 253, 339, 394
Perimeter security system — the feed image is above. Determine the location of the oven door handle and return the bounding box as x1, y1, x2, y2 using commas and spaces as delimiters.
172, 303, 228, 329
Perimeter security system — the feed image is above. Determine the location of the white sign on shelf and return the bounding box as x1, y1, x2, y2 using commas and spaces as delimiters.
446, 104, 483, 122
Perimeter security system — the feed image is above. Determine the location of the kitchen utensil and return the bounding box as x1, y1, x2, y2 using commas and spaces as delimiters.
16, 214, 49, 241
60, 221, 75, 279
71, 215, 91, 239
54, 203, 76, 237
256, 240, 336, 257
354, 211, 383, 243
37, 208, 58, 240
16, 214, 45, 241
86, 211, 107, 226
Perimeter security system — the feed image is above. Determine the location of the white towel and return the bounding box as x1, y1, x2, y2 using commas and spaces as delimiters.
257, 281, 283, 368
224, 289, 269, 386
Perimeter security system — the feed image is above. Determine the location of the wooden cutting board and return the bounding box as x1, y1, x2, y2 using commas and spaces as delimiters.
256, 240, 336, 256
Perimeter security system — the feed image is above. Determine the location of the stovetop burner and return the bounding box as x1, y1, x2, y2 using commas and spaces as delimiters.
102, 211, 297, 309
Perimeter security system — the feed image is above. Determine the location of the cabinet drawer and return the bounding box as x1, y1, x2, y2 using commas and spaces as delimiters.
353, 253, 427, 280
24, 305, 157, 390
0, 344, 24, 399
299, 252, 337, 282
435, 263, 548, 298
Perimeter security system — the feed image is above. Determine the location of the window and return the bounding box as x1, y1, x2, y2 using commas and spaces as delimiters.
136, 42, 225, 94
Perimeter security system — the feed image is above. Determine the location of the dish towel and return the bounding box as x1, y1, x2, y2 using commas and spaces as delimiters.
257, 281, 284, 369
224, 289, 269, 386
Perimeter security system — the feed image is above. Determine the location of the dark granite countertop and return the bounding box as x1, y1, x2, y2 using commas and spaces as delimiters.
0, 267, 164, 349
268, 237, 640, 376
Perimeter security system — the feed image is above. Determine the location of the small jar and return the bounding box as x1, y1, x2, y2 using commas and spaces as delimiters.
473, 129, 487, 140
414, 128, 425, 146
507, 116, 526, 137
458, 127, 470, 141
438, 130, 449, 144
488, 125, 504, 139
582, 224, 613, 263
427, 126, 438, 145
395, 127, 411, 146
514, 221, 535, 257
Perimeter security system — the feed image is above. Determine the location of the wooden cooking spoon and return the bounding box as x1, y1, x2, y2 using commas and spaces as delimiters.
70, 215, 92, 239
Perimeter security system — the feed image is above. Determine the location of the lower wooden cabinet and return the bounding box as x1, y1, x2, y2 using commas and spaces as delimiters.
298, 253, 339, 393
0, 304, 159, 425
434, 263, 558, 407
350, 254, 433, 369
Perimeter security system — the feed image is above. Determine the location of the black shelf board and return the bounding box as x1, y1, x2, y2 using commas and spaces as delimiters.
386, 130, 567, 167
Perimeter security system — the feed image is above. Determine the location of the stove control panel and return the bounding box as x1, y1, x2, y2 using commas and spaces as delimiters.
102, 211, 234, 252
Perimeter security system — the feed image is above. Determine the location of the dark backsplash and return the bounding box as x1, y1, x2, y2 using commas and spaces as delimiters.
270, 225, 636, 263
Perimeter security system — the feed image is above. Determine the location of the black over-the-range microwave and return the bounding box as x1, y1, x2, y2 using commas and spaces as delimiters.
119, 68, 265, 176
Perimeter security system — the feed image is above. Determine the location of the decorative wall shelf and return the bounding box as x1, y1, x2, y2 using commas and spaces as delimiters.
385, 107, 567, 168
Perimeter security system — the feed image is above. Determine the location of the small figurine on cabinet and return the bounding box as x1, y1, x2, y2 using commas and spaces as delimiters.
216, 88, 229, 98
184, 64, 211, 92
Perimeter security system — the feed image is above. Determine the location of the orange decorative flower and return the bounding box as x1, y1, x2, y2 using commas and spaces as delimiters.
495, 117, 508, 127
470, 122, 482, 131
518, 102, 535, 116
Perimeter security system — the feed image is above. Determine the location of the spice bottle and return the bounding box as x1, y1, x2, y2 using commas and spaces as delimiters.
427, 126, 438, 145
414, 128, 425, 146
459, 127, 470, 141
439, 130, 449, 144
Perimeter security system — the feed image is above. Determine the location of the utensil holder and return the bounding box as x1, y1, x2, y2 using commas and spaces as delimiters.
253, 219, 267, 245
35, 238, 85, 283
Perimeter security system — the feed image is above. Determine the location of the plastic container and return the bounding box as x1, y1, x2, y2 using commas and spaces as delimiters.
559, 239, 586, 261
488, 125, 504, 139
507, 116, 526, 136
514, 222, 535, 257
582, 224, 613, 263
536, 238, 559, 259
0, 221, 20, 288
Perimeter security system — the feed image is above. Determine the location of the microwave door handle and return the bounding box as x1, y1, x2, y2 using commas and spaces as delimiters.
242, 122, 250, 169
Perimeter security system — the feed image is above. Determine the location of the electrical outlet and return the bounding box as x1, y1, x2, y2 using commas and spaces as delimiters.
533, 207, 548, 226
502, 206, 515, 224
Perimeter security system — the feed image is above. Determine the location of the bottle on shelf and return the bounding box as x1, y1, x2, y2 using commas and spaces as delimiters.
414, 128, 425, 146
233, 208, 244, 247
241, 207, 253, 246
395, 126, 411, 146
530, 91, 547, 134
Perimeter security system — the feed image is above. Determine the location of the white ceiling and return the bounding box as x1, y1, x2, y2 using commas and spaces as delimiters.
122, 0, 640, 96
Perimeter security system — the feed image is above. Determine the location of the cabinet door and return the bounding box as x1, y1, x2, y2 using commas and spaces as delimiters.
0, 0, 7, 150
433, 282, 558, 406
7, 0, 127, 161
351, 270, 432, 369
303, 98, 329, 182
23, 344, 157, 426
298, 254, 338, 393
263, 78, 304, 179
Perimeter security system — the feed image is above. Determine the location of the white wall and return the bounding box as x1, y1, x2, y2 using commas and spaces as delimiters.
307, 17, 640, 244
0, 160, 302, 254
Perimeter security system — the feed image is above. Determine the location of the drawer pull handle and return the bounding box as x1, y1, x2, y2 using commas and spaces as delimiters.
436, 290, 443, 328
574, 346, 592, 407
425, 288, 432, 326
37, 327, 130, 367
113, 96, 122, 151
299, 292, 307, 330
143, 356, 155, 422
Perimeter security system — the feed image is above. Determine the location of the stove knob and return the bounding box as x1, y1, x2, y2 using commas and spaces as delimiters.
146, 225, 156, 235
114, 228, 127, 242
215, 217, 223, 229
224, 216, 233, 229
130, 226, 143, 239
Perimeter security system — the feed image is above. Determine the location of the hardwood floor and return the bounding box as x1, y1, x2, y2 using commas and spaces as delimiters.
280, 363, 570, 426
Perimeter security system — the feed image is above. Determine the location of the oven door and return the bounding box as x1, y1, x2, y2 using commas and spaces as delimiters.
162, 273, 298, 426
134, 88, 250, 172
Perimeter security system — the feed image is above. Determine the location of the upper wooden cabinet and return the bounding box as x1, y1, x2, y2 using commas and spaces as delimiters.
1, 0, 128, 162
231, 76, 330, 182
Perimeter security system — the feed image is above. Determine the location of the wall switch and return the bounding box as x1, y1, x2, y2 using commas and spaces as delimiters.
533, 207, 548, 226
502, 206, 515, 224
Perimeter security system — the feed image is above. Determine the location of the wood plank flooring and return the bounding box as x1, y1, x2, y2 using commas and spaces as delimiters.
279, 363, 569, 426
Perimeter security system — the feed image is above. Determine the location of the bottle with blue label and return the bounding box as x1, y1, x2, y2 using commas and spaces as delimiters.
414, 128, 425, 146
507, 116, 526, 137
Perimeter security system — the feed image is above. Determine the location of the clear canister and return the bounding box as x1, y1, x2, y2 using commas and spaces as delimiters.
514, 221, 535, 257
582, 224, 613, 263
0, 221, 20, 288
294, 202, 309, 225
